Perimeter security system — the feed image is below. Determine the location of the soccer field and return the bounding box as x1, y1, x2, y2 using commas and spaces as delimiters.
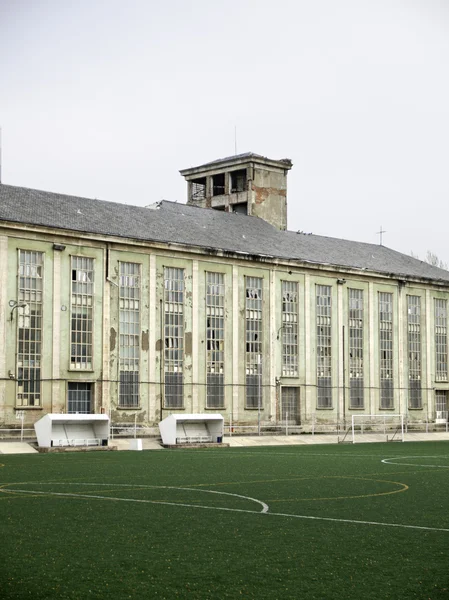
1, 442, 449, 599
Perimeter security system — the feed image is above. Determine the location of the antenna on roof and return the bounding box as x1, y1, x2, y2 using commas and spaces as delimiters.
0, 126, 2, 184
234, 125, 237, 155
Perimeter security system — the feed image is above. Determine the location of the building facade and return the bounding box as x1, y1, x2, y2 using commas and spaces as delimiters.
1, 152, 449, 429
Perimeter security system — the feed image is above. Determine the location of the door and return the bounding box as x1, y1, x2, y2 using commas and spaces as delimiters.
281, 387, 300, 424
68, 382, 92, 414
435, 390, 448, 421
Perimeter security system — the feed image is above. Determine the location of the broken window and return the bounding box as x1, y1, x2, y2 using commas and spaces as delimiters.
206, 272, 225, 408
316, 285, 332, 408
230, 169, 247, 193
379, 292, 393, 408
70, 256, 94, 370
119, 262, 140, 408
191, 177, 206, 201
407, 295, 422, 409
245, 277, 263, 408
212, 173, 225, 196
233, 202, 247, 215
17, 250, 43, 407
164, 267, 184, 408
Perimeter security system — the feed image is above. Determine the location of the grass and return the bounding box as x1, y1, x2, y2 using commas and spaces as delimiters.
1, 442, 449, 599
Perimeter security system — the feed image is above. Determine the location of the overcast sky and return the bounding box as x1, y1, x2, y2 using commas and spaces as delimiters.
1, 0, 448, 263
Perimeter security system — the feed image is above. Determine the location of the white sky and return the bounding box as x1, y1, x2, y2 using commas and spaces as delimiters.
1, 0, 449, 262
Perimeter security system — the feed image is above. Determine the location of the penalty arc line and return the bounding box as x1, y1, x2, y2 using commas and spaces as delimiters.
2, 487, 449, 533
0, 483, 269, 514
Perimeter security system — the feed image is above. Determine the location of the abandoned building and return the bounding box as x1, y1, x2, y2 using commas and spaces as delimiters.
1, 151, 449, 430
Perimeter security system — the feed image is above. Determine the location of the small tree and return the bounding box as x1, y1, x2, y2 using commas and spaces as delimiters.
410, 250, 448, 270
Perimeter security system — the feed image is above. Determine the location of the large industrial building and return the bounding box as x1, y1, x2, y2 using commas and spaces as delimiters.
1, 152, 449, 430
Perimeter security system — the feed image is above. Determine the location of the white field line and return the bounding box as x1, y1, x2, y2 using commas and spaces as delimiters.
382, 456, 449, 468
2, 482, 449, 534
0, 483, 269, 513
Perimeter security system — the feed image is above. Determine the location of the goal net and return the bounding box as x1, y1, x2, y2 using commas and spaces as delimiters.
350, 414, 404, 443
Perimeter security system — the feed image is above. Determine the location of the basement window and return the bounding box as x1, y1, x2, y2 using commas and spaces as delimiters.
230, 169, 247, 193
233, 202, 247, 215
212, 173, 225, 196
191, 178, 206, 200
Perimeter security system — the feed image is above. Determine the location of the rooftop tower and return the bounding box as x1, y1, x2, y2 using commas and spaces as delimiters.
180, 152, 293, 230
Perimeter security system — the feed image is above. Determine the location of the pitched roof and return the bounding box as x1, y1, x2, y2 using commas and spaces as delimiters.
1, 183, 448, 283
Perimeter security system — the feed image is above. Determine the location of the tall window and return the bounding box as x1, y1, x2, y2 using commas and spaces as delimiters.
316, 285, 332, 408
206, 272, 225, 408
71, 257, 94, 369
281, 281, 298, 377
407, 295, 422, 409
349, 289, 364, 409
119, 263, 140, 408
164, 267, 184, 408
17, 250, 43, 407
435, 299, 448, 382
245, 276, 263, 408
379, 292, 393, 409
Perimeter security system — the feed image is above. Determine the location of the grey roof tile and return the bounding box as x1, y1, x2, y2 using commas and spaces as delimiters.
1, 183, 448, 283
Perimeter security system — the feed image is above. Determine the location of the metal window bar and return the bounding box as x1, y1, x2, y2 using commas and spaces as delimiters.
119, 262, 140, 407
164, 267, 184, 408
206, 272, 225, 408
281, 387, 300, 424
407, 295, 422, 408
17, 250, 43, 407
435, 298, 448, 381
349, 289, 364, 409
68, 383, 92, 414
316, 285, 332, 408
281, 281, 298, 377
379, 292, 394, 409
70, 256, 94, 369
245, 277, 263, 408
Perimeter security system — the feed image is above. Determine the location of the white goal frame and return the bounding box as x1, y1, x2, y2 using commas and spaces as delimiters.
351, 414, 404, 443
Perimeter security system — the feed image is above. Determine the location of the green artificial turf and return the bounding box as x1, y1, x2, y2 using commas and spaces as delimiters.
1, 442, 449, 599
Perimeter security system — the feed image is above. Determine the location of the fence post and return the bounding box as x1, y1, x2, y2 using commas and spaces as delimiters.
286, 411, 288, 436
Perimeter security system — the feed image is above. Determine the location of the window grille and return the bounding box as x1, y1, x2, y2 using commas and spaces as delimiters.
316, 285, 332, 408
206, 272, 225, 408
281, 387, 300, 424
379, 292, 394, 408
17, 250, 43, 407
435, 298, 448, 382
70, 256, 94, 369
164, 267, 184, 408
407, 295, 422, 408
349, 289, 364, 409
119, 262, 140, 408
245, 276, 263, 408
281, 281, 298, 377
68, 382, 92, 414
435, 390, 447, 413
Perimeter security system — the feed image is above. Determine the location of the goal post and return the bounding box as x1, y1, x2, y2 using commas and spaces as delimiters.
351, 414, 404, 443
